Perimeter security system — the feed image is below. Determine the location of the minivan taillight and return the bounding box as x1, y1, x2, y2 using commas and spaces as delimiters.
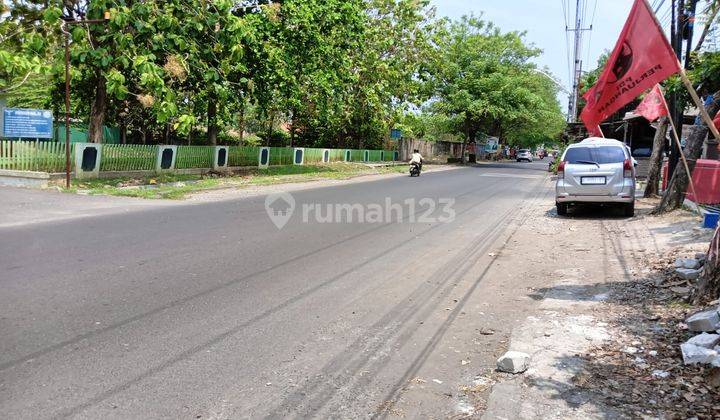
557, 161, 566, 179
623, 159, 633, 178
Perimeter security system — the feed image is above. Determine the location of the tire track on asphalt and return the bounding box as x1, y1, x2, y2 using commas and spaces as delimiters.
52, 177, 515, 419
263, 177, 550, 419
372, 178, 552, 419
0, 169, 485, 372
263, 195, 521, 418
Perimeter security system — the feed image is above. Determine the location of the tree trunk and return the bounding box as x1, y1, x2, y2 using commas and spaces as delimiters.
654, 124, 706, 212
693, 226, 720, 302
460, 118, 471, 164
120, 124, 127, 144
655, 91, 720, 213
237, 103, 245, 144
290, 114, 295, 147
644, 117, 669, 197
87, 71, 107, 143
207, 98, 218, 146
265, 113, 274, 147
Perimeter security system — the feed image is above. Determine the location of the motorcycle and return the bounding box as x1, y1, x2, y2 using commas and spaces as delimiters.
409, 162, 421, 177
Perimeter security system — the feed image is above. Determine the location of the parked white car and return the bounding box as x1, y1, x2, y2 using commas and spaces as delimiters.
555, 138, 636, 217
516, 149, 533, 162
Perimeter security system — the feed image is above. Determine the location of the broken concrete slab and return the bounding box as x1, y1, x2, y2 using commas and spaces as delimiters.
687, 333, 720, 349
675, 267, 702, 280
496, 351, 530, 374
675, 258, 702, 269
686, 309, 720, 332
681, 343, 718, 365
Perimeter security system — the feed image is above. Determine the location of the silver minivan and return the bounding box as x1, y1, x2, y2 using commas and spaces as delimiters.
555, 138, 636, 217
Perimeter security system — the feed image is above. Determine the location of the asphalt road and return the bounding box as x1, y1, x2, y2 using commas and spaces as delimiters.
0, 160, 551, 419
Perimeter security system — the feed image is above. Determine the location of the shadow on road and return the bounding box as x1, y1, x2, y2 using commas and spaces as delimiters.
544, 204, 632, 220
472, 161, 550, 173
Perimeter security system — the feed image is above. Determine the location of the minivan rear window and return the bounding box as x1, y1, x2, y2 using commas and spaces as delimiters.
564, 146, 626, 164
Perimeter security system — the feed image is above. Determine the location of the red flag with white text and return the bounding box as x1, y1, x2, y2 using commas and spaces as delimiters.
635, 85, 668, 122
580, 0, 680, 130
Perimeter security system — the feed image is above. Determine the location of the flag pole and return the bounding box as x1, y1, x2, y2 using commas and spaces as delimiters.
642, 0, 720, 141
677, 67, 720, 141
658, 86, 700, 204
643, 0, 720, 140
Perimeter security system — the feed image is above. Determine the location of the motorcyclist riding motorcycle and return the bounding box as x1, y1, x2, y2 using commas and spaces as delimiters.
409, 149, 423, 176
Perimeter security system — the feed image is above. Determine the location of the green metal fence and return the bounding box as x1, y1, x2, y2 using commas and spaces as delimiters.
0, 141, 398, 175
228, 146, 260, 167
328, 149, 345, 162
175, 146, 214, 169
100, 144, 157, 171
0, 140, 71, 172
367, 150, 383, 162
303, 148, 325, 164
348, 149, 364, 162
268, 147, 294, 166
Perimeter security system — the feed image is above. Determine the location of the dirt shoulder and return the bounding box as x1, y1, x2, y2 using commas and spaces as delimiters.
186, 164, 459, 202
481, 198, 718, 419
53, 163, 459, 201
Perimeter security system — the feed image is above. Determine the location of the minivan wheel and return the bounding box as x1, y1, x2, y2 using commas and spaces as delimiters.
623, 202, 635, 217
556, 202, 568, 216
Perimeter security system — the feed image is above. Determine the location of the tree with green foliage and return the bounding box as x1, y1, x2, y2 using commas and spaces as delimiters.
429, 15, 565, 160
2, 1, 564, 151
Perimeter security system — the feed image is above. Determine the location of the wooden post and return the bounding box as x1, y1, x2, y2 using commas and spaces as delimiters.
678, 67, 720, 140
658, 85, 700, 209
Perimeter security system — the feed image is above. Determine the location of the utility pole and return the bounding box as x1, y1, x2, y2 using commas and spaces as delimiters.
684, 0, 698, 68
567, 0, 592, 123
668, 0, 684, 181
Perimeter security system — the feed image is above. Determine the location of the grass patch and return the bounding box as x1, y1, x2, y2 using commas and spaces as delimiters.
61, 163, 409, 200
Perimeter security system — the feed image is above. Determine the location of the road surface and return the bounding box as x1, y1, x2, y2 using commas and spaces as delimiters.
0, 161, 552, 419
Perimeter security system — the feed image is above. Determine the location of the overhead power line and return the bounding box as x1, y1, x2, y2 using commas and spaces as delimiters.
565, 0, 593, 122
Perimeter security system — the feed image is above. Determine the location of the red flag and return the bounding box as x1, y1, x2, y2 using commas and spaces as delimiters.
580, 0, 680, 131
588, 125, 604, 137
635, 85, 668, 122
713, 111, 720, 133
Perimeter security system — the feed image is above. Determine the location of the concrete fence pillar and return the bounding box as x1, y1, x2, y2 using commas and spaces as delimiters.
155, 145, 177, 173
214, 146, 229, 170
74, 143, 102, 179
293, 148, 304, 165
258, 147, 270, 168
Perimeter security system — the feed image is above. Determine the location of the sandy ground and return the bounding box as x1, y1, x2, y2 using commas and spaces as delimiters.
481, 197, 716, 419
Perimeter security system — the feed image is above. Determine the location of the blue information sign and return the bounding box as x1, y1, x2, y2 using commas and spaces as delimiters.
390, 128, 402, 139
2, 108, 53, 139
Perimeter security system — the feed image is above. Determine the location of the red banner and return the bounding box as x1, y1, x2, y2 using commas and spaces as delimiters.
635, 84, 668, 122
580, 0, 680, 130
